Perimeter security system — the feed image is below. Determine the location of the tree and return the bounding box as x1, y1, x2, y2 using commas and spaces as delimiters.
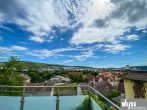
0, 56, 24, 96
108, 90, 120, 98
82, 70, 98, 76
4, 56, 24, 71
28, 71, 42, 83
0, 56, 24, 86
69, 74, 87, 83
28, 70, 53, 83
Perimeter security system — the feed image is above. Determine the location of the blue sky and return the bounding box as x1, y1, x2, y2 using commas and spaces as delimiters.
0, 0, 147, 68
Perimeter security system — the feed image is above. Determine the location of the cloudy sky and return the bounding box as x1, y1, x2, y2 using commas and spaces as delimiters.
0, 0, 147, 67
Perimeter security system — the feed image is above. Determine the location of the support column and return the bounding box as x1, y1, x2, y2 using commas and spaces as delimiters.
56, 89, 60, 110
20, 96, 24, 110
20, 87, 25, 110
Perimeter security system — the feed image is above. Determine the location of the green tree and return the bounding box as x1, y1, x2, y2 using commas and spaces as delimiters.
28, 71, 42, 83
108, 90, 120, 98
28, 70, 53, 83
82, 70, 98, 76
0, 56, 24, 96
0, 56, 24, 86
69, 74, 87, 83
3, 56, 24, 71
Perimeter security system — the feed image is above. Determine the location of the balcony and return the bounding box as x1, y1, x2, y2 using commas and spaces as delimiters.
0, 85, 120, 110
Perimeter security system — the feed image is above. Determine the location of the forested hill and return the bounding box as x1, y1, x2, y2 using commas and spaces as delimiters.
0, 61, 64, 68
0, 61, 95, 69
0, 61, 147, 70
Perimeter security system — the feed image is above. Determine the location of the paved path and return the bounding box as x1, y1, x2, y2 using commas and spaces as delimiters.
77, 85, 82, 95
50, 87, 54, 96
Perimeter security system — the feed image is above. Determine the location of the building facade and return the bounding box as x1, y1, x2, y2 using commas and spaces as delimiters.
119, 72, 147, 99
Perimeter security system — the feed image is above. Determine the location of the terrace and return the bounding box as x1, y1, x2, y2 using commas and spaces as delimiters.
0, 85, 120, 110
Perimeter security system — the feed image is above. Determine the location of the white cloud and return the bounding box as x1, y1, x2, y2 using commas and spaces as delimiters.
71, 50, 94, 61
0, 0, 147, 54
0, 0, 70, 42
29, 36, 44, 43
0, 0, 141, 45
122, 52, 132, 56
52, 47, 82, 53
26, 47, 94, 60
0, 45, 87, 59
10, 45, 28, 51
125, 35, 139, 41
69, 1, 124, 45
0, 45, 27, 52
26, 47, 84, 59
0, 25, 14, 32
70, 0, 147, 52
142, 30, 147, 33
104, 44, 130, 53
74, 0, 116, 26
0, 45, 28, 57
70, 26, 121, 45
27, 49, 56, 59
63, 60, 73, 63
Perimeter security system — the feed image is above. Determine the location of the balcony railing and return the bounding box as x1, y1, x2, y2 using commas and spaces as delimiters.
0, 85, 121, 110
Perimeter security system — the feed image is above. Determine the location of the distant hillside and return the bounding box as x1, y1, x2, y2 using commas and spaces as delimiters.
0, 61, 64, 68
129, 66, 147, 71
0, 61, 97, 70
0, 62, 3, 66
1, 61, 146, 71
21, 61, 66, 68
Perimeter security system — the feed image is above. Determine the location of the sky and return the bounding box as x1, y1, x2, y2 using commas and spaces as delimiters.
0, 0, 147, 68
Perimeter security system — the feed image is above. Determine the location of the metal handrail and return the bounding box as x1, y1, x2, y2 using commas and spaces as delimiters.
0, 85, 86, 88
88, 86, 121, 110
0, 85, 121, 110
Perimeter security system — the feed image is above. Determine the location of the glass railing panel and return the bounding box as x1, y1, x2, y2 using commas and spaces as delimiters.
0, 85, 121, 110
24, 96, 56, 110
0, 96, 21, 110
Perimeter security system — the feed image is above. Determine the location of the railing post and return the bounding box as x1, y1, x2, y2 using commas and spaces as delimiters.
20, 86, 25, 110
56, 89, 60, 110
20, 87, 25, 110
20, 96, 24, 110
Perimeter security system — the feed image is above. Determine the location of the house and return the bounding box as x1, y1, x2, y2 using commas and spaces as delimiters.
83, 74, 96, 82
119, 72, 147, 98
91, 82, 114, 95
117, 79, 125, 94
49, 75, 71, 84
97, 75, 113, 82
99, 71, 123, 79
67, 72, 83, 76
49, 77, 62, 84
21, 74, 31, 83
97, 71, 124, 88
83, 74, 119, 89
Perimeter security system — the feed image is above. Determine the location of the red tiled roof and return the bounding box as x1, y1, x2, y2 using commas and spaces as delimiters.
119, 73, 147, 81
68, 72, 83, 75
97, 75, 113, 82
93, 82, 113, 93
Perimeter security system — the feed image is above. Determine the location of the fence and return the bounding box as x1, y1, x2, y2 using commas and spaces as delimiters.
0, 85, 121, 110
